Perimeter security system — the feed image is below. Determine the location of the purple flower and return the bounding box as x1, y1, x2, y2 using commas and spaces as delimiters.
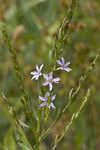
30, 64, 44, 80
42, 72, 60, 91
57, 57, 72, 72
39, 92, 56, 109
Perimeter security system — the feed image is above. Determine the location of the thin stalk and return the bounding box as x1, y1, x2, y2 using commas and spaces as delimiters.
52, 89, 90, 150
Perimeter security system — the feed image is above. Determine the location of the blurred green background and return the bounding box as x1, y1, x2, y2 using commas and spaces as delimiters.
0, 0, 100, 150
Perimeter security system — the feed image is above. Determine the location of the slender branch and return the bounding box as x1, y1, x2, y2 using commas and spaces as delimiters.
52, 89, 90, 150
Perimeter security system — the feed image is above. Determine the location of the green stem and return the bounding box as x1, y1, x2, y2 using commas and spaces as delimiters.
52, 89, 90, 150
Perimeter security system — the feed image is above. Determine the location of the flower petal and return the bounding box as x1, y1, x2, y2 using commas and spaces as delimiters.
30, 71, 37, 75
40, 102, 47, 107
53, 77, 60, 83
64, 62, 70, 67
31, 76, 36, 80
49, 83, 53, 91
36, 64, 39, 72
43, 74, 48, 80
59, 67, 64, 70
64, 67, 72, 72
39, 64, 44, 71
48, 72, 53, 80
56, 60, 62, 66
39, 96, 48, 101
45, 92, 50, 97
61, 57, 65, 65
48, 103, 56, 109
51, 95, 56, 101
31, 75, 38, 80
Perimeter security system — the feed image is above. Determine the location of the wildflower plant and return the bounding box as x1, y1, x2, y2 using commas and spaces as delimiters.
31, 57, 71, 109
0, 0, 100, 150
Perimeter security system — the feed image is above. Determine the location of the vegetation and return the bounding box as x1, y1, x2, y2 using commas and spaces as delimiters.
0, 0, 100, 150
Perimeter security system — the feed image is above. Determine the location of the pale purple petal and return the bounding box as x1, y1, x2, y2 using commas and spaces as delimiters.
48, 72, 53, 80
35, 76, 39, 80
31, 75, 39, 80
40, 64, 44, 71
64, 62, 70, 67
59, 67, 64, 70
43, 74, 49, 80
51, 95, 56, 101
53, 77, 60, 83
42, 81, 49, 86
49, 83, 53, 91
45, 92, 50, 97
48, 103, 56, 109
30, 71, 37, 75
31, 76, 36, 80
64, 67, 72, 72
56, 60, 62, 66
40, 102, 47, 107
49, 72, 53, 77
61, 57, 65, 65
36, 64, 39, 72
39, 96, 48, 101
